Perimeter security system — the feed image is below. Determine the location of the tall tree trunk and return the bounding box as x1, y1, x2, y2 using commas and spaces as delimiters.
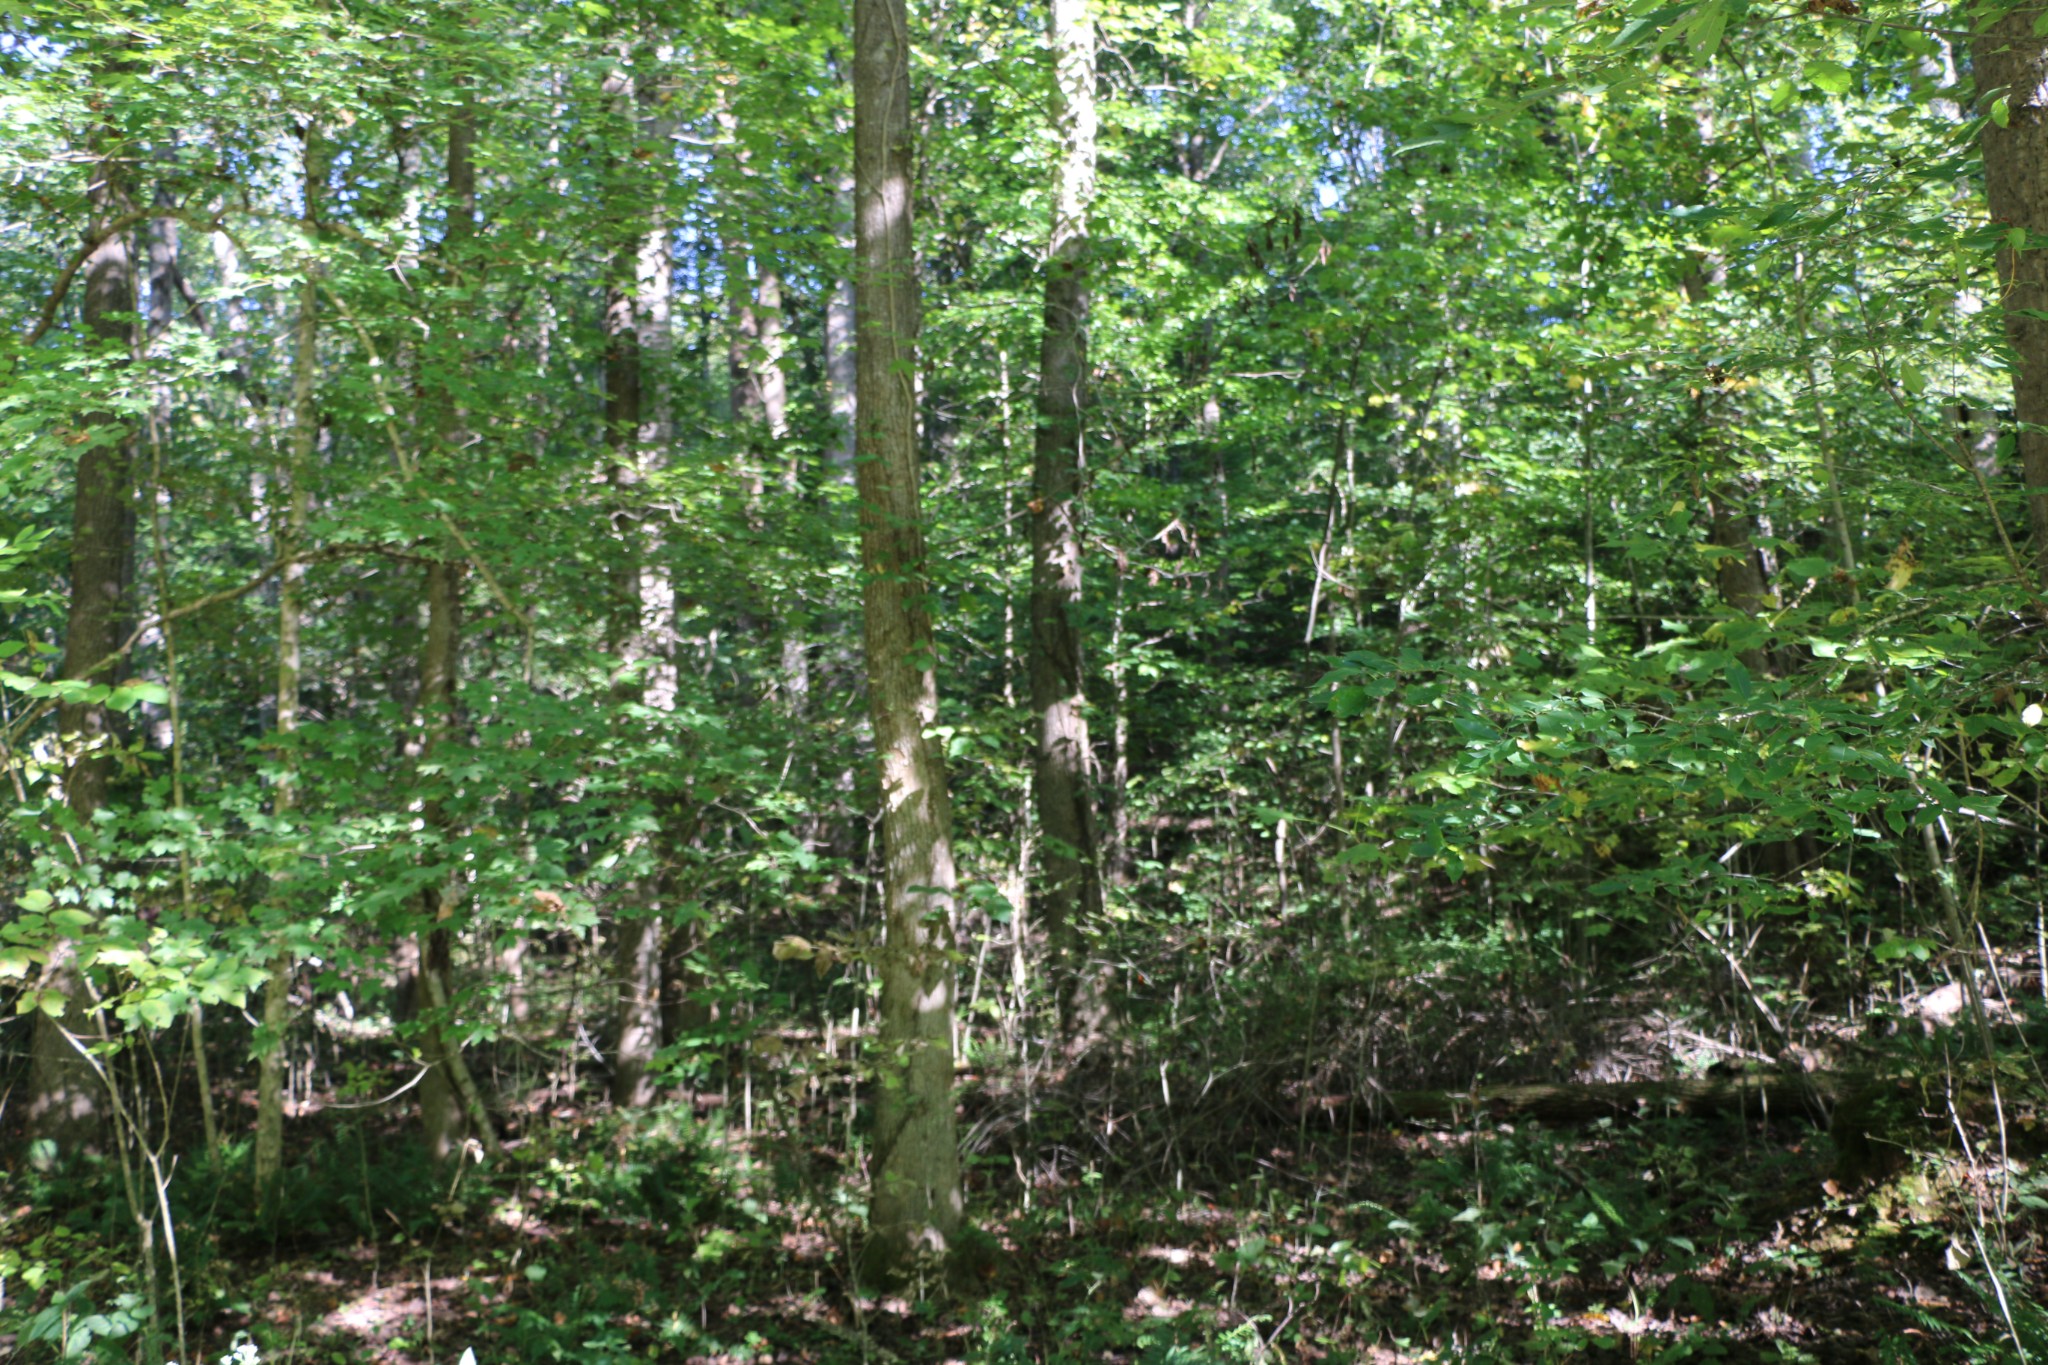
603, 59, 665, 1111
852, 0, 966, 1285
415, 83, 498, 1165
1978, 5, 2048, 580
1029, 0, 1105, 1041
254, 125, 324, 1210
27, 131, 138, 1161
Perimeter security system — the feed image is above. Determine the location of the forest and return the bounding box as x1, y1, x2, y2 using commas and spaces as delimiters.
2, 0, 2046, 1359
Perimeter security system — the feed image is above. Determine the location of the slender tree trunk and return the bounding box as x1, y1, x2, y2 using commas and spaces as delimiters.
28, 130, 138, 1161
145, 186, 181, 344
748, 268, 810, 711
636, 105, 678, 713
1978, 4, 2048, 580
756, 270, 789, 443
415, 81, 498, 1165
602, 59, 665, 1111
1108, 542, 1131, 885
254, 126, 325, 1207
824, 177, 858, 480
852, 0, 966, 1284
1029, 0, 1105, 1041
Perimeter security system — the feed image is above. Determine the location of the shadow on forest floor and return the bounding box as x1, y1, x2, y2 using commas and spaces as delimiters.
5, 1057, 2040, 1365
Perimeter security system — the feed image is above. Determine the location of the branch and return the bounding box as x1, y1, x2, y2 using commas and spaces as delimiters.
20, 211, 153, 346
4, 545, 358, 747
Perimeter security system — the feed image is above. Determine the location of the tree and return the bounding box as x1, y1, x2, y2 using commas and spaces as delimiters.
851, 0, 966, 1283
604, 44, 666, 1112
412, 74, 499, 1166
26, 108, 136, 1161
1029, 0, 1106, 1039
1977, 3, 2048, 581
253, 123, 325, 1207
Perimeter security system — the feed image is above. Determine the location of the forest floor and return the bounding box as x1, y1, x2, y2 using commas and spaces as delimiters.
4, 1031, 2041, 1365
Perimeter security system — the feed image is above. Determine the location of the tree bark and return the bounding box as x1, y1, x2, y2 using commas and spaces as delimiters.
1029, 0, 1106, 1042
852, 0, 966, 1285
1978, 4, 2048, 580
27, 125, 138, 1161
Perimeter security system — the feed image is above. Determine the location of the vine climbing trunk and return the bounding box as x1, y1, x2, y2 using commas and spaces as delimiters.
1029, 0, 1105, 1043
28, 120, 137, 1162
852, 0, 966, 1285
1977, 3, 2048, 581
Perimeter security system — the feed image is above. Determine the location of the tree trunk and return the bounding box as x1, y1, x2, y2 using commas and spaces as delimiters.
635, 106, 679, 717
1979, 5, 2048, 580
602, 58, 664, 1112
751, 268, 810, 712
1705, 476, 1773, 678
28, 130, 138, 1162
852, 0, 966, 1285
1029, 0, 1106, 1042
254, 126, 324, 1208
416, 556, 471, 1164
415, 81, 498, 1165
756, 270, 789, 444
824, 178, 858, 479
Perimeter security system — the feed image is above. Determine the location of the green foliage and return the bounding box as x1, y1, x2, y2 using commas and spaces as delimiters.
1, 0, 2044, 1357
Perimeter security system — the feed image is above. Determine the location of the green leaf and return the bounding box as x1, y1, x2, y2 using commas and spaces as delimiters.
1754, 201, 1801, 230
1872, 935, 1936, 963
1687, 1, 1726, 60
1804, 59, 1852, 95
1993, 95, 2011, 128
50, 909, 95, 935
107, 680, 170, 710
